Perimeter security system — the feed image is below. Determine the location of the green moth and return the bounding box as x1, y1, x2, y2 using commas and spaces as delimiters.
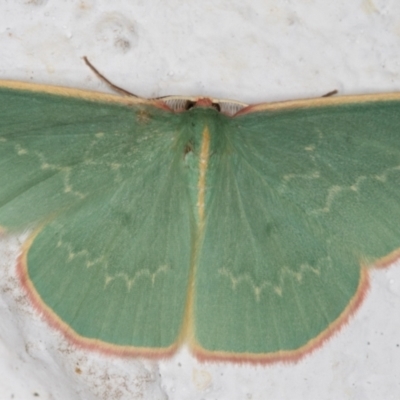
0, 78, 399, 364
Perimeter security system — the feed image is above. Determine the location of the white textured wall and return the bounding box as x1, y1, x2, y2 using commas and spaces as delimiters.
0, 1, 400, 399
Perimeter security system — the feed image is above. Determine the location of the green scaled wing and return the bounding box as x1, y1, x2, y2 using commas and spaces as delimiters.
192, 97, 400, 362
0, 82, 195, 355
1, 81, 400, 363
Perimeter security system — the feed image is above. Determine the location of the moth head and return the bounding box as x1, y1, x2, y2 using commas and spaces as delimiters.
159, 96, 247, 116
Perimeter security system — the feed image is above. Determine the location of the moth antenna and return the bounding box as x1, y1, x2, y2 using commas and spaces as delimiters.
83, 56, 138, 98
321, 89, 338, 98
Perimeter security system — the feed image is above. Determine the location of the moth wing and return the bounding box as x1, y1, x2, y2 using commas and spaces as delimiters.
0, 85, 193, 353
194, 98, 400, 361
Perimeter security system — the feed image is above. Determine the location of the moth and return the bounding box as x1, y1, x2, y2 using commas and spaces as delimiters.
1, 58, 399, 363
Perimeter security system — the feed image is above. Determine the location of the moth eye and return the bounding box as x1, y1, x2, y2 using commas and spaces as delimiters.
211, 102, 221, 112
185, 100, 196, 110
